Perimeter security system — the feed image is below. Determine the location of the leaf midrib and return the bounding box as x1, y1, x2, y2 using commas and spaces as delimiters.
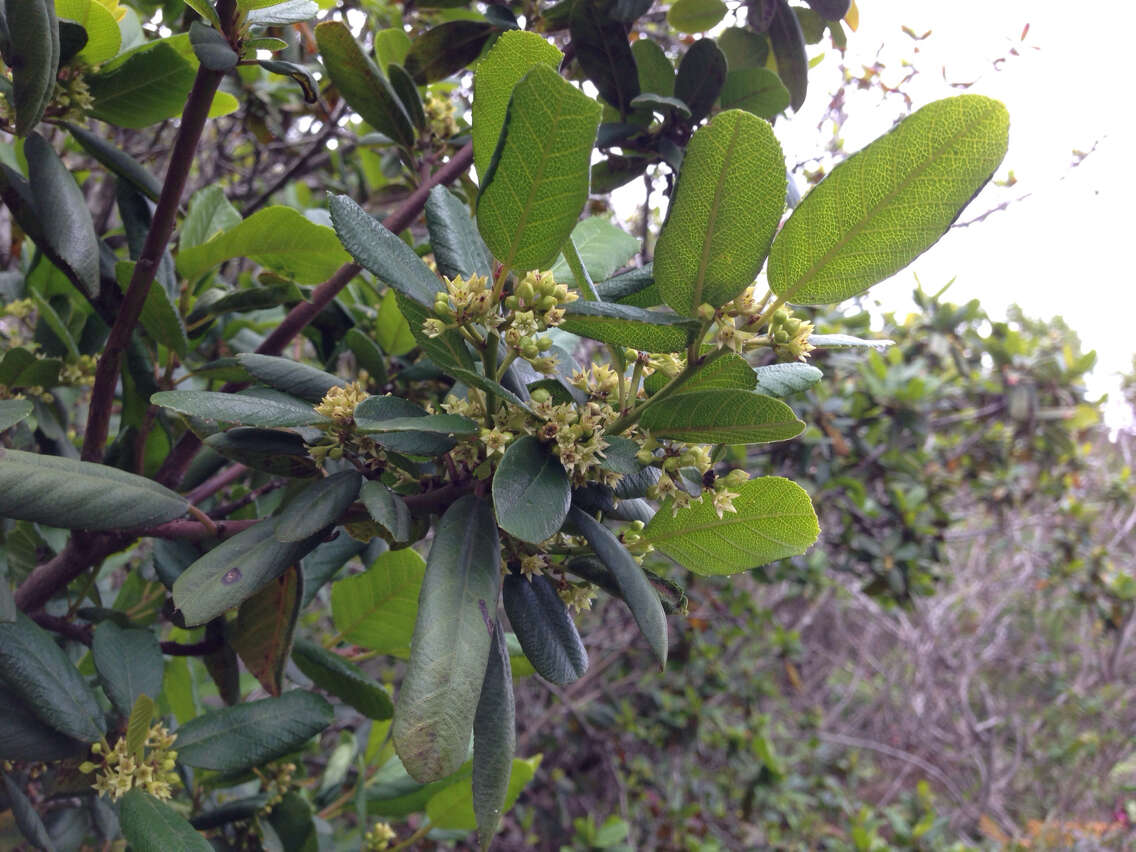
692, 114, 744, 309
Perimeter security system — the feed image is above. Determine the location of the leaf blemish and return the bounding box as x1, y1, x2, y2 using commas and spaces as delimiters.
221, 567, 242, 585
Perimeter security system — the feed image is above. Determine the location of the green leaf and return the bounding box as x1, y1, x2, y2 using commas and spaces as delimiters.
387, 62, 426, 131
330, 548, 427, 657
115, 260, 189, 359
355, 414, 478, 437
718, 27, 769, 70
346, 326, 392, 382
231, 565, 302, 696
396, 292, 478, 374
597, 435, 644, 474
30, 290, 78, 358
449, 368, 534, 415
275, 471, 362, 543
472, 30, 563, 179
492, 436, 570, 544
125, 694, 156, 759
292, 638, 393, 720
629, 93, 690, 118
768, 95, 1010, 305
393, 495, 501, 782
26, 132, 100, 298
373, 288, 417, 358
558, 301, 700, 353
189, 20, 237, 70
204, 428, 320, 478
190, 282, 304, 320
752, 362, 823, 396
654, 110, 786, 315
176, 205, 352, 285
151, 390, 328, 428
502, 572, 587, 685
0, 690, 82, 761
174, 691, 333, 772
570, 0, 639, 113
180, 184, 242, 250
0, 399, 34, 432
568, 507, 667, 666
56, 0, 120, 64
425, 186, 494, 281
258, 58, 319, 103
668, 0, 728, 33
643, 476, 819, 575
719, 67, 791, 119
477, 64, 601, 272
246, 0, 317, 25
808, 333, 896, 349
674, 38, 727, 123
768, 0, 808, 111
171, 516, 326, 627
121, 790, 211, 852
64, 122, 162, 200
328, 194, 440, 306
6, 0, 57, 136
87, 41, 196, 129
359, 481, 412, 544
644, 352, 756, 395
314, 21, 415, 149
0, 614, 106, 742
300, 535, 368, 610
640, 389, 804, 444
424, 756, 539, 834
91, 622, 163, 717
237, 353, 346, 404
404, 21, 497, 85
594, 264, 657, 305
471, 622, 514, 848
549, 217, 640, 286
0, 448, 188, 530
374, 27, 411, 69
2, 773, 55, 852
630, 38, 674, 96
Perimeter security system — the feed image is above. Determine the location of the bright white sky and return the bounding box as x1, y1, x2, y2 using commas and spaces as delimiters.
774, 0, 1136, 426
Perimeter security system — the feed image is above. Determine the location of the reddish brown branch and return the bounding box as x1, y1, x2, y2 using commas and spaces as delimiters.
29, 611, 225, 657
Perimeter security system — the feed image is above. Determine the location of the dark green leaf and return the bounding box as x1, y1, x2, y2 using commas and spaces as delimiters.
87, 42, 196, 129
674, 38, 727, 123
0, 398, 34, 432
628, 93, 690, 118
568, 507, 666, 666
65, 122, 162, 201
597, 435, 644, 475
204, 428, 319, 478
276, 471, 362, 543
0, 614, 106, 742
594, 264, 657, 305
151, 390, 328, 428
393, 496, 501, 782
0, 448, 188, 530
570, 0, 639, 113
558, 301, 700, 352
404, 21, 497, 85
345, 326, 391, 384
472, 622, 514, 849
189, 20, 237, 70
768, 0, 808, 111
502, 572, 587, 685
114, 260, 188, 359
719, 67, 790, 119
0, 690, 82, 762
330, 548, 426, 656
449, 368, 534, 415
640, 388, 804, 444
2, 773, 55, 852
5, 0, 57, 136
120, 790, 210, 852
355, 414, 478, 437
752, 361, 823, 396
292, 638, 393, 720
91, 623, 163, 717
425, 187, 493, 281
359, 481, 412, 544
176, 691, 333, 772
189, 282, 304, 320
492, 436, 570, 544
230, 565, 302, 696
396, 292, 478, 374
804, 0, 849, 22
387, 62, 426, 131
300, 534, 368, 609
237, 353, 346, 404
258, 59, 318, 103
57, 20, 88, 66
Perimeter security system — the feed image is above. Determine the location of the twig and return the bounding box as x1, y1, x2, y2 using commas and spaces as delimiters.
29, 611, 225, 656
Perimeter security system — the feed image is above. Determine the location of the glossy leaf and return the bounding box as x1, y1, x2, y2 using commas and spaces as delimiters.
65, 122, 162, 200
314, 21, 415, 149
204, 428, 320, 478
405, 21, 497, 84
87, 42, 196, 128
6, 0, 57, 136
720, 67, 791, 119
231, 565, 302, 696
387, 63, 426, 132
393, 496, 501, 782
502, 572, 588, 685
355, 413, 478, 437
0, 614, 106, 742
292, 638, 393, 720
275, 471, 362, 543
643, 476, 819, 575
151, 390, 328, 428
674, 38, 727, 123
492, 436, 571, 544
558, 301, 701, 353
175, 691, 333, 772
0, 399, 34, 432
768, 95, 1010, 305
569, 507, 667, 666
752, 362, 823, 396
472, 622, 514, 848
120, 790, 211, 852
0, 448, 188, 530
359, 481, 413, 544
640, 389, 804, 444
768, 0, 807, 110
654, 110, 786, 315
549, 217, 640, 286
472, 30, 563, 178
91, 622, 164, 717
425, 186, 494, 281
330, 548, 427, 656
477, 65, 601, 272
668, 0, 728, 33
571, 0, 639, 113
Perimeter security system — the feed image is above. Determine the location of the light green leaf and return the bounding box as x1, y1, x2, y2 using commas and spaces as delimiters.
176, 205, 351, 285
502, 572, 587, 685
644, 352, 756, 395
639, 389, 804, 444
91, 622, 163, 717
374, 288, 417, 357
492, 436, 570, 544
204, 429, 320, 479
643, 476, 819, 575
125, 694, 156, 759
425, 757, 540, 834
719, 67, 790, 119
549, 217, 640, 286
236, 353, 347, 403
425, 186, 494, 281
0, 399, 34, 432
359, 481, 412, 544
230, 565, 302, 696
558, 301, 700, 353
655, 109, 786, 315
373, 27, 411, 70
667, 0, 728, 33
56, 0, 120, 64
175, 691, 333, 772
0, 448, 188, 530
472, 30, 562, 179
120, 790, 211, 852
292, 638, 394, 720
151, 390, 328, 428
87, 41, 196, 128
471, 623, 515, 849
718, 26, 769, 70
768, 95, 1010, 305
393, 495, 501, 782
752, 362, 823, 397
275, 471, 362, 542
477, 64, 601, 273
330, 548, 427, 657
180, 184, 242, 250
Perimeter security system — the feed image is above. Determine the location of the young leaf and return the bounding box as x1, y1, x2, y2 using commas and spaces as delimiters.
639, 389, 804, 444
359, 481, 413, 544
570, 0, 640, 114
492, 436, 571, 544
654, 110, 786, 315
275, 471, 362, 543
174, 691, 333, 772
404, 21, 497, 85
125, 694, 156, 759
502, 572, 588, 685
91, 622, 164, 717
752, 362, 823, 397
314, 21, 415, 149
3, 774, 56, 852
674, 38, 727, 123
330, 548, 427, 657
472, 30, 563, 178
56, 0, 119, 64
425, 187, 494, 281
477, 65, 601, 272
0, 614, 106, 742
558, 301, 701, 353
151, 390, 328, 428
472, 622, 515, 849
768, 95, 1010, 305
568, 506, 667, 666
644, 476, 819, 575
292, 638, 394, 720
204, 428, 320, 479
120, 790, 212, 852
0, 448, 188, 530
236, 353, 347, 403
230, 565, 302, 696
393, 495, 501, 782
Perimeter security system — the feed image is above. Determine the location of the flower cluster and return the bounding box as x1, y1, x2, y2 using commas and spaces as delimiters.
363, 820, 398, 851
424, 93, 457, 139
558, 581, 598, 614
426, 273, 495, 333
314, 382, 369, 422
312, 383, 386, 469
768, 307, 816, 362
81, 723, 180, 802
